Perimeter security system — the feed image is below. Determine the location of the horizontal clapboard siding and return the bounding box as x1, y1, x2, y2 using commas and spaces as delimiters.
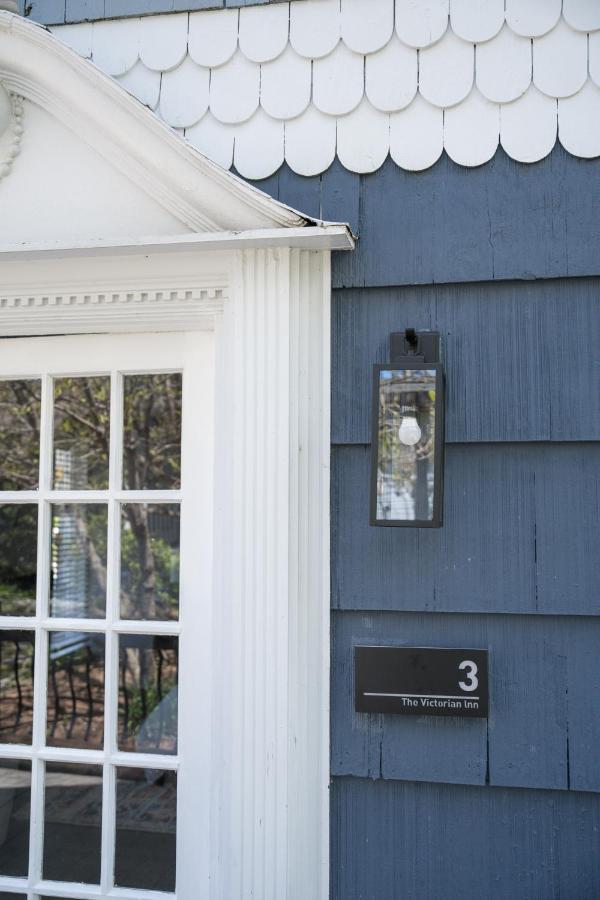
331, 777, 600, 900
332, 443, 600, 616
331, 610, 600, 793
331, 277, 600, 444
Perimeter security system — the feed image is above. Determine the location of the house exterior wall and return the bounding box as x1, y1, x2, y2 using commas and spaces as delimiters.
19, 2, 600, 896
250, 147, 600, 898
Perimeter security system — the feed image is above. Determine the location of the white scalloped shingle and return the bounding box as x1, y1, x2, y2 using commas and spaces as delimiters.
390, 94, 443, 170
261, 45, 311, 121
559, 80, 600, 158
337, 98, 390, 173
285, 105, 337, 176
396, 0, 449, 49
239, 3, 289, 64
590, 33, 600, 88
563, 0, 600, 33
444, 88, 499, 166
117, 59, 161, 109
500, 85, 557, 163
450, 0, 504, 44
210, 50, 260, 125
341, 0, 394, 56
186, 112, 235, 170
159, 55, 209, 128
366, 34, 417, 112
139, 12, 188, 73
505, 0, 561, 38
313, 41, 364, 116
419, 28, 473, 108
92, 18, 139, 77
189, 8, 238, 69
51, 22, 92, 57
234, 108, 284, 180
476, 24, 531, 104
533, 19, 588, 100
290, 0, 340, 60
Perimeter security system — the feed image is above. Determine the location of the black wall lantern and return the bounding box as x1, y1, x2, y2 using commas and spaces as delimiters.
370, 330, 445, 527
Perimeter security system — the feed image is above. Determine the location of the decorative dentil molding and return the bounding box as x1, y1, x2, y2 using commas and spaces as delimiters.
0, 83, 23, 183
0, 284, 227, 334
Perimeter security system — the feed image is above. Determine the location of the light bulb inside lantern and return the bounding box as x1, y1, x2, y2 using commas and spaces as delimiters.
398, 415, 421, 447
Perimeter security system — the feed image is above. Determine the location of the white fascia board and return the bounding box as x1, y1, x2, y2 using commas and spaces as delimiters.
0, 224, 355, 261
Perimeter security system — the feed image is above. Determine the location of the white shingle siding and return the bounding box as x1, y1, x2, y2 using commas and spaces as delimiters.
51, 0, 600, 178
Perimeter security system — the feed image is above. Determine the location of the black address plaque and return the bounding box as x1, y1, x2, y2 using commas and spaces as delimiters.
355, 646, 488, 718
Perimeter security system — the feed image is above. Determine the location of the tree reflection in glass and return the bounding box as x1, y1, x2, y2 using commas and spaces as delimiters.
123, 373, 182, 490
50, 504, 107, 619
118, 635, 178, 755
0, 379, 41, 491
53, 377, 110, 491
375, 369, 437, 522
120, 504, 180, 621
0, 505, 37, 616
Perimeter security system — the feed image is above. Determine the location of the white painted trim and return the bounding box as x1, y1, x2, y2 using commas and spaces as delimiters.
0, 225, 354, 259
0, 243, 331, 899
0, 11, 315, 233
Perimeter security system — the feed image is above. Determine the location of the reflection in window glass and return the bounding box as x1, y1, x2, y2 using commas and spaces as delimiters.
375, 368, 437, 522
0, 505, 37, 616
123, 373, 182, 490
43, 762, 102, 884
115, 767, 176, 892
0, 631, 34, 745
118, 635, 178, 755
120, 504, 180, 621
0, 379, 41, 491
53, 376, 110, 490
46, 633, 105, 751
0, 759, 31, 877
50, 504, 107, 619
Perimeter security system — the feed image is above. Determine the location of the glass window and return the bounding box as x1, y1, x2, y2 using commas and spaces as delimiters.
118, 635, 178, 755
43, 762, 103, 884
50, 504, 108, 619
120, 503, 180, 621
123, 373, 182, 490
0, 759, 31, 877
0, 379, 41, 491
0, 505, 37, 616
53, 376, 110, 490
0, 631, 34, 745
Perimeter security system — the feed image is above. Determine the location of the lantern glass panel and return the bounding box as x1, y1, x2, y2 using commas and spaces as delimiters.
374, 368, 438, 523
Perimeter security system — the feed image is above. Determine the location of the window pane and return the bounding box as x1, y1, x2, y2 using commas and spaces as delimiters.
123, 373, 182, 490
53, 376, 110, 491
50, 504, 107, 619
118, 635, 178, 754
0, 505, 37, 616
0, 759, 31, 877
375, 368, 437, 522
0, 631, 34, 745
43, 762, 102, 884
120, 504, 180, 621
47, 633, 105, 751
115, 767, 176, 892
0, 379, 41, 492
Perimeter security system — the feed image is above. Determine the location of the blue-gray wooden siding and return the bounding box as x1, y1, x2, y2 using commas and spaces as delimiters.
252, 146, 600, 898
21, 0, 292, 25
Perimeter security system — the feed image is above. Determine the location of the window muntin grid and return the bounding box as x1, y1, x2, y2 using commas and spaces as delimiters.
0, 353, 187, 900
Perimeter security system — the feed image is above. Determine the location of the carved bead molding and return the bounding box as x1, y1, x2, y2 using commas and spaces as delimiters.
0, 285, 227, 334
0, 83, 23, 183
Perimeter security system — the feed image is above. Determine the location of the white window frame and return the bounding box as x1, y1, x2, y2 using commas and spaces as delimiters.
0, 331, 213, 900
0, 240, 331, 900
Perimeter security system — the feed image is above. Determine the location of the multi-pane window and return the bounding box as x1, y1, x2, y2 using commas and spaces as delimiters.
0, 362, 185, 900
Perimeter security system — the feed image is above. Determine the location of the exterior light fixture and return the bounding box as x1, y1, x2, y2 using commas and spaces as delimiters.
370, 329, 445, 527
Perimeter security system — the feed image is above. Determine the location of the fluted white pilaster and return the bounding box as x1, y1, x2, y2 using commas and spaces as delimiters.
211, 247, 330, 899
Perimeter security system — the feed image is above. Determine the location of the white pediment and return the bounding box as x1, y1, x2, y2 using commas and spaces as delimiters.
0, 11, 350, 249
